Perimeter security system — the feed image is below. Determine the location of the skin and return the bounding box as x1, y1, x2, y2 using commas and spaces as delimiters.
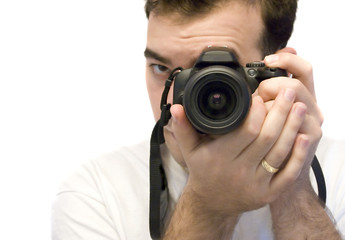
145, 2, 341, 239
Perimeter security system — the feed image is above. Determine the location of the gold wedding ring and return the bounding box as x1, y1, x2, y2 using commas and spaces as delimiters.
261, 159, 279, 174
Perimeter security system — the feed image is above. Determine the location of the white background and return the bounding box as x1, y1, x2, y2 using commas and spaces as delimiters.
0, 0, 344, 239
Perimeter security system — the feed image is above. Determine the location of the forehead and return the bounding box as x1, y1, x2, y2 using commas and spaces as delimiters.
146, 2, 264, 67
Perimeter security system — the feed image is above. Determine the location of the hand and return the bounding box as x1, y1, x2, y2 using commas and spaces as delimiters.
261, 49, 342, 239
261, 48, 323, 183
169, 80, 310, 215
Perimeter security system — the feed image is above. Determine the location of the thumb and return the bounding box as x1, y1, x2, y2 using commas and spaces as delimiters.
170, 104, 201, 158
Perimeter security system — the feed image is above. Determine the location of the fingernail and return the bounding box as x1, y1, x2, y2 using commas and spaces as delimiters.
284, 88, 295, 102
265, 54, 279, 64
295, 104, 307, 118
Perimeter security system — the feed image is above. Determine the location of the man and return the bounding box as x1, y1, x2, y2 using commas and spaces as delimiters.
52, 0, 345, 239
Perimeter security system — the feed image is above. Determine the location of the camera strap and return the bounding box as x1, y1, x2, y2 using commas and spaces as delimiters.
149, 68, 327, 239
311, 155, 327, 205
149, 68, 182, 240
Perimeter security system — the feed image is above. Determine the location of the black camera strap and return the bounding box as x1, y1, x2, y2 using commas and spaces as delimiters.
311, 155, 327, 204
149, 68, 182, 239
149, 120, 168, 240
149, 68, 327, 239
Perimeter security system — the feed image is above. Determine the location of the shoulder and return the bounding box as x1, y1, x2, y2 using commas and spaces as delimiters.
59, 139, 150, 191
55, 139, 150, 199
52, 139, 152, 239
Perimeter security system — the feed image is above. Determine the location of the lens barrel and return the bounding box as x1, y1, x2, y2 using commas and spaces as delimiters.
183, 66, 251, 135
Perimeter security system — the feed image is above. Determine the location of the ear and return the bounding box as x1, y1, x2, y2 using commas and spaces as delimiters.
275, 47, 297, 55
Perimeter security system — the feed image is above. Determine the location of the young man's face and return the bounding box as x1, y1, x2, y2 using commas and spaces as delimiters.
145, 2, 264, 164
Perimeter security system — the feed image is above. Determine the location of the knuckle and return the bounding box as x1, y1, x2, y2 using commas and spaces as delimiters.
304, 62, 314, 76
246, 121, 261, 138
273, 151, 288, 163
317, 108, 324, 125
235, 165, 250, 180
309, 119, 323, 141
319, 114, 324, 125
260, 130, 276, 144
257, 80, 271, 96
259, 79, 269, 90
284, 171, 299, 185
289, 78, 304, 91
315, 127, 323, 141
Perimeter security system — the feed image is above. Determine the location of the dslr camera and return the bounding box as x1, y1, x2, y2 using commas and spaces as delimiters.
173, 47, 287, 135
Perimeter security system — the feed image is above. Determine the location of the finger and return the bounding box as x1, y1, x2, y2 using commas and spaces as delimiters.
257, 102, 307, 178
219, 95, 267, 158
243, 88, 296, 163
170, 104, 201, 158
258, 78, 322, 124
264, 100, 274, 112
299, 113, 323, 137
269, 134, 310, 196
264, 52, 315, 99
274, 48, 297, 78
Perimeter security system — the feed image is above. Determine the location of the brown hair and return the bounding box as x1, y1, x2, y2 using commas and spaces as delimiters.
144, 0, 297, 56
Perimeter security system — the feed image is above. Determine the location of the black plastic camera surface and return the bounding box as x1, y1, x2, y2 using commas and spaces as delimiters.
173, 47, 287, 135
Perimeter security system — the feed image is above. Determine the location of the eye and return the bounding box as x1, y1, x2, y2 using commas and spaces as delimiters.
151, 64, 171, 76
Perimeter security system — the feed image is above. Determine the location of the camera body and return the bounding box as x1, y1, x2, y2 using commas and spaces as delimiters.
173, 47, 287, 135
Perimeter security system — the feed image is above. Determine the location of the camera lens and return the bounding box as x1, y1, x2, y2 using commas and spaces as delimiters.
183, 66, 251, 134
198, 81, 236, 120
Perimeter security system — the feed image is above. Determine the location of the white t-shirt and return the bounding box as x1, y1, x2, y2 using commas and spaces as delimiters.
51, 136, 345, 239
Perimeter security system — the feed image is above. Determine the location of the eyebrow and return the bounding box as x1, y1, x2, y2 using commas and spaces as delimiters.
144, 46, 243, 68
144, 48, 172, 65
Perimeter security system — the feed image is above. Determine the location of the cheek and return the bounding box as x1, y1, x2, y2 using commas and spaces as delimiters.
146, 71, 164, 122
